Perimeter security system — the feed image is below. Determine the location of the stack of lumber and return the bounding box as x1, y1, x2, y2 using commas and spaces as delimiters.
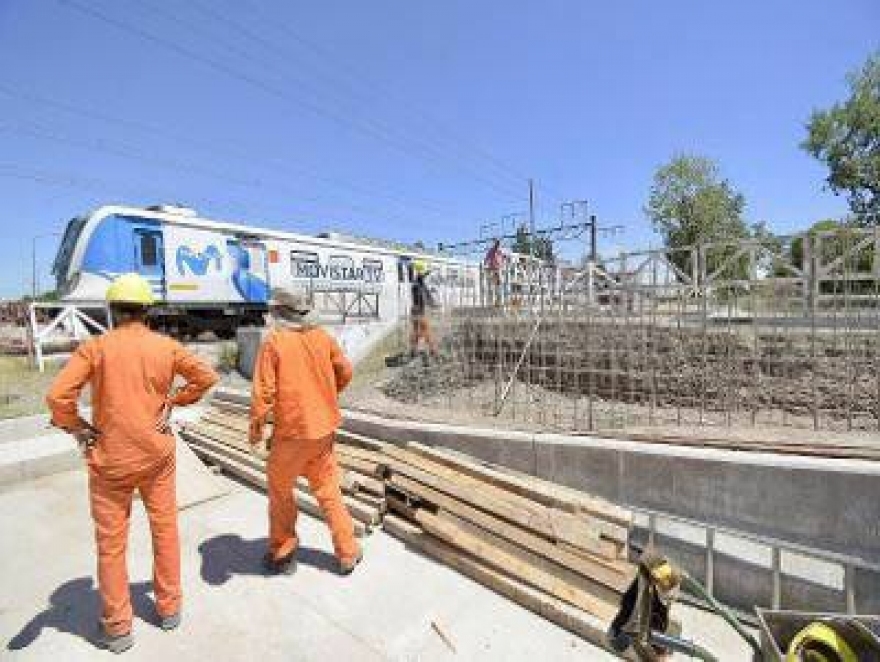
183, 388, 636, 653
180, 392, 386, 537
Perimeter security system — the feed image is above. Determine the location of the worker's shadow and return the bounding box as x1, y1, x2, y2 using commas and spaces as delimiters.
6, 577, 155, 652
198, 534, 338, 585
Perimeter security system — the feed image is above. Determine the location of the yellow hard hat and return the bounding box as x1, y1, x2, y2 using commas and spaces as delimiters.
106, 273, 155, 306
786, 621, 859, 662
413, 259, 428, 275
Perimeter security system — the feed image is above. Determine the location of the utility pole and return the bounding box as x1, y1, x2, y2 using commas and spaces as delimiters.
31, 232, 60, 300
528, 179, 536, 307
590, 214, 598, 263
32, 236, 37, 299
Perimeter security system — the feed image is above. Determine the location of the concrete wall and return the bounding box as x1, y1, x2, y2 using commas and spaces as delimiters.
237, 320, 398, 378
342, 409, 880, 613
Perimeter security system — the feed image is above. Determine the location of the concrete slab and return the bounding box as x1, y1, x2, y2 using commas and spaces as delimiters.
173, 433, 229, 510
0, 432, 79, 489
0, 469, 751, 661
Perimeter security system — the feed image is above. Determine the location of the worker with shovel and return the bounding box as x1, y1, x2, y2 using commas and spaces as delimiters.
45, 273, 217, 653
249, 287, 361, 577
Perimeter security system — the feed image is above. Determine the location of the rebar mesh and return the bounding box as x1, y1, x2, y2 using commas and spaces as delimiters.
385, 228, 880, 437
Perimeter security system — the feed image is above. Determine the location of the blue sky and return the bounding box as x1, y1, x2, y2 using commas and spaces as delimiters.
0, 0, 877, 297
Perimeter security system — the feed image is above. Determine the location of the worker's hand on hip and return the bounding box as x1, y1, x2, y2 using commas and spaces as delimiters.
155, 401, 173, 434
71, 424, 99, 455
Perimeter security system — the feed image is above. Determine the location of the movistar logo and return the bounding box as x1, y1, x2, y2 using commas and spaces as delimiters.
176, 245, 223, 276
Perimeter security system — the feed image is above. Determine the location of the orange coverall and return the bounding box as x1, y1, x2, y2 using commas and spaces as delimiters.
249, 326, 357, 564
46, 322, 217, 636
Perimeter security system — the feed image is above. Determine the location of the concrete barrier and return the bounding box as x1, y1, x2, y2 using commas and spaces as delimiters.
341, 409, 880, 613
238, 320, 398, 378
0, 414, 52, 444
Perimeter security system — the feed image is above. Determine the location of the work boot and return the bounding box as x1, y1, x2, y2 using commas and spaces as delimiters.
338, 547, 363, 576
262, 551, 297, 575
96, 627, 134, 654
159, 612, 181, 631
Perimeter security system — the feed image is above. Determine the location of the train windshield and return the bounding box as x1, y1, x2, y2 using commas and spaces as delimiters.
51, 216, 86, 280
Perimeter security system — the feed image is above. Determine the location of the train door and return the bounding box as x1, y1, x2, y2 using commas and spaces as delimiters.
227, 239, 270, 303
133, 228, 166, 300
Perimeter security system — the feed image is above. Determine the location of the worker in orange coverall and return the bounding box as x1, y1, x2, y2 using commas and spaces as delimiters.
46, 273, 217, 654
249, 287, 361, 576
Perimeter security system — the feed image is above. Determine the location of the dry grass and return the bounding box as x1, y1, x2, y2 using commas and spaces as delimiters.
0, 355, 62, 419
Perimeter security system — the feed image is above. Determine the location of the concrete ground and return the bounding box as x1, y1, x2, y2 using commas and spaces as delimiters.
0, 468, 752, 661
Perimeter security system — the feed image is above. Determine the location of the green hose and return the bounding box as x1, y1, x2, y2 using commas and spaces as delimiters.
681, 573, 763, 659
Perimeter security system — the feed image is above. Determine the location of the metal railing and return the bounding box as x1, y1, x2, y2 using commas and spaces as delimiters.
635, 506, 879, 615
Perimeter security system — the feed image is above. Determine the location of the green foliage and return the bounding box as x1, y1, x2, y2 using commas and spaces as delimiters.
783, 219, 875, 294
803, 53, 880, 223
789, 219, 841, 270
217, 343, 239, 373
511, 225, 555, 263
645, 154, 750, 280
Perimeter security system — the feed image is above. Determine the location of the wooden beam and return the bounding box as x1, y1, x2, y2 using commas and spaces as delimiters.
414, 509, 618, 622
186, 439, 369, 538
404, 440, 631, 529
382, 515, 631, 659
389, 474, 629, 590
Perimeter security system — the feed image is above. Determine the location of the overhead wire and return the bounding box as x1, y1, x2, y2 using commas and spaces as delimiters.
0, 83, 466, 220
59, 0, 525, 200
0, 117, 450, 228
235, 0, 567, 200
184, 0, 532, 192
0, 163, 431, 232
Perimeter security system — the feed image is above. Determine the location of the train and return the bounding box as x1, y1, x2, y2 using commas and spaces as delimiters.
51, 204, 481, 337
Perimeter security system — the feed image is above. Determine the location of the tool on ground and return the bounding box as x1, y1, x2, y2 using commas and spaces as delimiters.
609, 553, 880, 662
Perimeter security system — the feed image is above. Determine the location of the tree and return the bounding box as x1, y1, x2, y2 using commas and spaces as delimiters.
803, 52, 880, 224
789, 219, 841, 271
788, 218, 874, 293
644, 154, 749, 280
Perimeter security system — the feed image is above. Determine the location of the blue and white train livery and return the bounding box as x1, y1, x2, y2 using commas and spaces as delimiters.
51, 204, 479, 337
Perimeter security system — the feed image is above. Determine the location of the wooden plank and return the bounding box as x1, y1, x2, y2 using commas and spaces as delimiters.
335, 443, 387, 465
384, 448, 621, 555
182, 429, 265, 472
335, 453, 386, 478
389, 473, 630, 590
350, 492, 387, 515
335, 428, 391, 453
405, 441, 631, 530
382, 515, 630, 658
184, 430, 379, 528
386, 448, 629, 556
186, 439, 368, 538
436, 509, 626, 603
385, 493, 419, 520
386, 457, 553, 537
344, 471, 385, 497
414, 509, 618, 622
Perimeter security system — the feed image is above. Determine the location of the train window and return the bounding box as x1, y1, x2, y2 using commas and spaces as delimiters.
398, 258, 411, 283
140, 234, 159, 267
363, 258, 384, 283
291, 250, 319, 278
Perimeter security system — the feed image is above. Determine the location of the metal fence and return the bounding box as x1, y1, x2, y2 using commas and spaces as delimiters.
386, 227, 880, 437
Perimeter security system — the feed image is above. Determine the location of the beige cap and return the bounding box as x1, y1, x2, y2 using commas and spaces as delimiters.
268, 287, 316, 322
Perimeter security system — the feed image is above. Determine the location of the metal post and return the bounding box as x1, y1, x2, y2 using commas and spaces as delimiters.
589, 214, 598, 263
705, 528, 715, 598
31, 236, 37, 299
772, 547, 782, 609
845, 564, 856, 614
